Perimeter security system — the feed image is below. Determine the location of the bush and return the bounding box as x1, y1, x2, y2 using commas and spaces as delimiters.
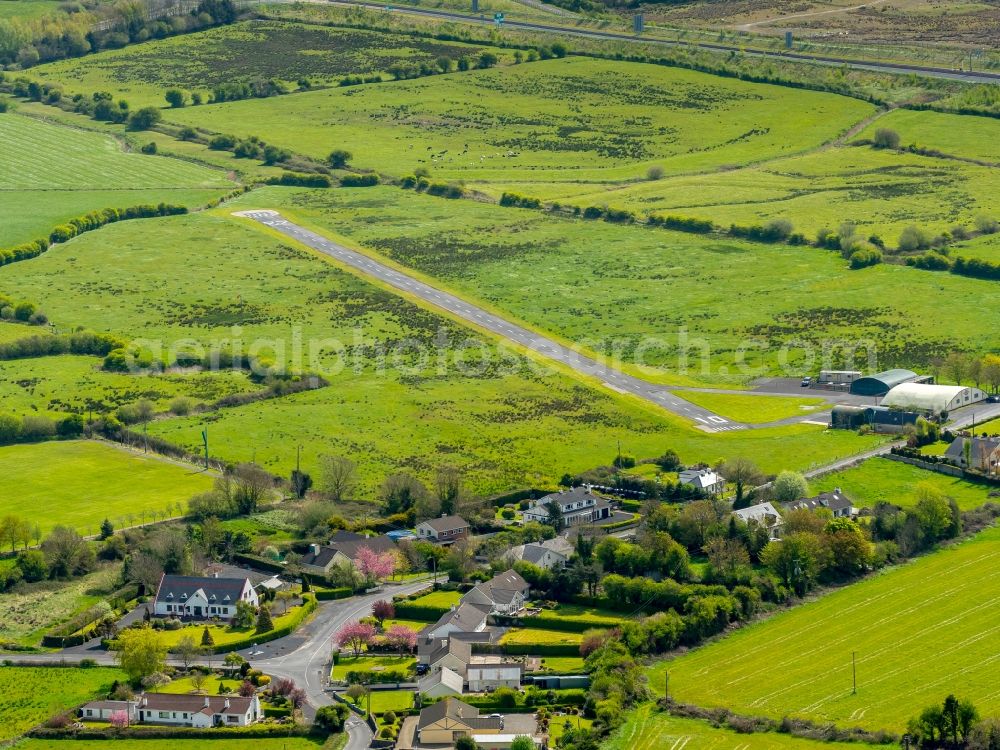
140, 142, 157, 154
872, 128, 901, 149
328, 149, 352, 168
127, 107, 162, 131
266, 172, 332, 188
848, 247, 882, 269
340, 174, 379, 187
898, 225, 929, 252
976, 215, 999, 234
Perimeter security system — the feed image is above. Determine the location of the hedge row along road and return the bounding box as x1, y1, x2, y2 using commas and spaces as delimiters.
236, 210, 830, 433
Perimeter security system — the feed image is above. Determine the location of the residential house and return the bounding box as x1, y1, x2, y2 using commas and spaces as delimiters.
81, 694, 261, 728
415, 698, 538, 748
463, 570, 531, 616
505, 536, 573, 570
300, 531, 398, 576
522, 486, 613, 528
426, 637, 472, 674
416, 515, 470, 545
420, 601, 491, 640
946, 436, 1000, 475
152, 574, 257, 620
466, 658, 523, 693
417, 666, 464, 698
679, 468, 726, 495
732, 502, 783, 540
783, 489, 856, 518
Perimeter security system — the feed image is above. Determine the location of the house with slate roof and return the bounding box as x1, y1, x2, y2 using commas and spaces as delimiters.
152, 574, 258, 620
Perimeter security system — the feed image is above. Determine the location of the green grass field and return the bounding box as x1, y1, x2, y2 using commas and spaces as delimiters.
0, 440, 215, 535
606, 704, 886, 750
156, 673, 237, 695
31, 21, 517, 107
17, 739, 329, 750
225, 187, 1000, 383
0, 665, 127, 742
0, 565, 118, 647
649, 525, 1000, 732
0, 0, 64, 19
350, 689, 414, 715
405, 590, 462, 609
857, 108, 1000, 165
331, 655, 415, 681
0, 354, 257, 419
674, 392, 828, 424
0, 111, 233, 247
499, 627, 584, 646
533, 656, 586, 672
812, 456, 995, 511
166, 56, 874, 183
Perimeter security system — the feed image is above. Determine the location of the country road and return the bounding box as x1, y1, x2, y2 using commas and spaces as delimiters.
238, 210, 839, 433
319, 0, 1000, 85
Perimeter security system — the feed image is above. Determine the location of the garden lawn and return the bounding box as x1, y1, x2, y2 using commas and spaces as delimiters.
383, 618, 431, 632
606, 704, 885, 750
354, 689, 414, 715
405, 590, 462, 609
0, 565, 119, 647
649, 525, 1000, 731
499, 628, 584, 646
331, 655, 415, 681
0, 665, 127, 742
533, 603, 630, 626
166, 56, 874, 183
532, 656, 585, 673
0, 440, 214, 536
0, 111, 233, 247
156, 674, 237, 695
547, 715, 592, 743
157, 601, 311, 650
811, 456, 994, 511
16, 739, 328, 750
674, 392, 828, 424
30, 21, 517, 107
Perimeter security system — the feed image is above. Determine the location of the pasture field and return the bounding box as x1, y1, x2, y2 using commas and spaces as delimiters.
490, 144, 1000, 241
31, 21, 517, 107
0, 440, 215, 535
673, 392, 827, 424
0, 565, 118, 647
856, 108, 1000, 165
17, 739, 329, 750
0, 208, 881, 493
166, 56, 875, 182
606, 704, 885, 750
811, 456, 996, 511
648, 525, 1000, 731
0, 320, 41, 342
953, 233, 1000, 264
0, 0, 63, 19
0, 354, 257, 418
225, 187, 1000, 382
0, 665, 127, 742
0, 111, 233, 247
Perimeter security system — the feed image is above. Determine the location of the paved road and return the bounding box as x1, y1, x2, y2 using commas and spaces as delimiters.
321, 0, 1000, 85
237, 210, 819, 433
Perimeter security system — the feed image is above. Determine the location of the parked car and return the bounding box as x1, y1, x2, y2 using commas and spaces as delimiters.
415, 664, 430, 675
987, 394, 999, 403
801, 376, 812, 387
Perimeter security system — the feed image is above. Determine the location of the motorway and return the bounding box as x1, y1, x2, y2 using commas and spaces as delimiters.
237, 210, 833, 434
323, 0, 1000, 85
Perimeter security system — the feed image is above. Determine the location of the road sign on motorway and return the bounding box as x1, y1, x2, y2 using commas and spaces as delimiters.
494, 11, 504, 25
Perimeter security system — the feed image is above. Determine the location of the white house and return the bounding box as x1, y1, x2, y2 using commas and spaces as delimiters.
679, 469, 726, 495
421, 601, 491, 640
732, 502, 783, 539
463, 570, 531, 616
522, 487, 613, 528
153, 574, 258, 620
81, 694, 261, 728
505, 540, 570, 571
466, 659, 523, 693
416, 515, 470, 545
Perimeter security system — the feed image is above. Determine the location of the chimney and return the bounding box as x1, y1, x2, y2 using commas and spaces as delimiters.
204, 696, 210, 709
835, 487, 842, 495
214, 572, 219, 578
309, 543, 320, 556
224, 698, 230, 711
441, 512, 447, 518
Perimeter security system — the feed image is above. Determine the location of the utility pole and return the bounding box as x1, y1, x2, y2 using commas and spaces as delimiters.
852, 651, 857, 695
664, 670, 669, 699
201, 429, 209, 469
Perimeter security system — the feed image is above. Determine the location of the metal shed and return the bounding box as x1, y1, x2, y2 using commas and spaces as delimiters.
849, 369, 918, 397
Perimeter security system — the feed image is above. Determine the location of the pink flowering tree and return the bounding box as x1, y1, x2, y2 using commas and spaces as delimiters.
335, 621, 376, 657
371, 599, 395, 628
355, 546, 396, 587
109, 710, 129, 729
384, 624, 418, 656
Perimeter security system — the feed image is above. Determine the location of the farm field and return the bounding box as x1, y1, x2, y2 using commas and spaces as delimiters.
226, 187, 1000, 381
30, 21, 518, 107
166, 56, 875, 182
0, 320, 41, 343
0, 565, 118, 647
953, 233, 1000, 264
0, 665, 127, 742
0, 0, 64, 19
856, 108, 1000, 165
0, 208, 882, 493
0, 440, 215, 535
0, 354, 257, 419
673, 392, 828, 424
649, 525, 1000, 731
606, 704, 886, 750
0, 111, 234, 247
811, 456, 995, 511
17, 739, 330, 750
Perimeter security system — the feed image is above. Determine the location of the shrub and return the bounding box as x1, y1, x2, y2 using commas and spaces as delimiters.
328, 149, 352, 168
140, 142, 157, 154
127, 107, 162, 131
340, 174, 379, 188
848, 246, 882, 269
975, 215, 999, 234
898, 225, 930, 252
872, 128, 900, 149
647, 165, 664, 180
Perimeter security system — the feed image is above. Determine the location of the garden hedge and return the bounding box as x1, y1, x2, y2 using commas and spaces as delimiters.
473, 642, 581, 657
30, 726, 320, 740
494, 615, 612, 634
315, 587, 354, 601
392, 603, 449, 621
